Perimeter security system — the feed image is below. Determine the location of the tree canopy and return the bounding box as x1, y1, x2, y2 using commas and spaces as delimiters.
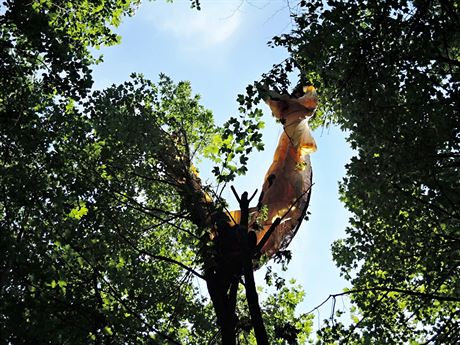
2, 0, 459, 344
1, 1, 311, 344
251, 0, 459, 343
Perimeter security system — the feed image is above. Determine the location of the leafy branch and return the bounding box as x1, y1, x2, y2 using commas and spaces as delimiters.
308, 286, 460, 316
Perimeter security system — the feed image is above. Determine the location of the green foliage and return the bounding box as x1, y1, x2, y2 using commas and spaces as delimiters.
1, 67, 217, 343
0, 0, 140, 104
252, 0, 460, 343
208, 108, 265, 183
0, 3, 216, 341
235, 279, 313, 345
0, 1, 310, 344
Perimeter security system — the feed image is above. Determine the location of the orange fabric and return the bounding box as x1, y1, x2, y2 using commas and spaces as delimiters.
226, 87, 317, 258
227, 210, 241, 227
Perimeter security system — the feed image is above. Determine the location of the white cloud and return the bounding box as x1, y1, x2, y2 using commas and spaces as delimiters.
141, 0, 243, 49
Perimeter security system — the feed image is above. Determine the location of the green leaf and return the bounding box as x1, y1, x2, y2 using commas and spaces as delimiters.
68, 201, 89, 220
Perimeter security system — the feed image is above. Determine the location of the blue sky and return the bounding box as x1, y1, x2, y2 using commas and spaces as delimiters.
92, 0, 354, 330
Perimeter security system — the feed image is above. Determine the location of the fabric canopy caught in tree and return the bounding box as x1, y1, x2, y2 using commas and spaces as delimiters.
229, 86, 317, 258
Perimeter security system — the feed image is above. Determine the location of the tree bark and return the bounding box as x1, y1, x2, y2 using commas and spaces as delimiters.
239, 191, 269, 345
